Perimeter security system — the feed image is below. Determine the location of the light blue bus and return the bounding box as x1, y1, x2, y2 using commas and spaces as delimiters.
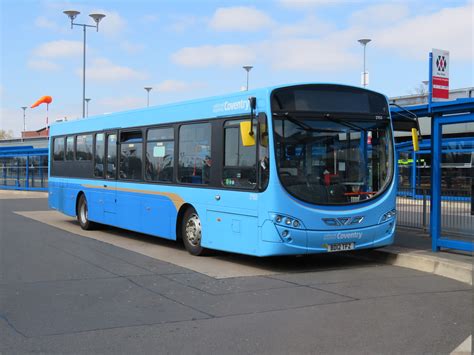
49, 83, 397, 256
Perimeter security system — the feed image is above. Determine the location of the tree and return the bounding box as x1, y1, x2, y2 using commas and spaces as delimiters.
0, 129, 14, 140
412, 84, 427, 95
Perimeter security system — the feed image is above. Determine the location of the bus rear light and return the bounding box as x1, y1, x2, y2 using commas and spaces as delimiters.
293, 220, 300, 228
285, 218, 292, 225
275, 215, 283, 223
281, 230, 289, 238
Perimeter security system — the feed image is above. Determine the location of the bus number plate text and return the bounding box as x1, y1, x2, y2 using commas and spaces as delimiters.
327, 242, 355, 252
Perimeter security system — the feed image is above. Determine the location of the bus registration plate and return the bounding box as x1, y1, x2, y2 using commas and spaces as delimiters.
327, 242, 355, 252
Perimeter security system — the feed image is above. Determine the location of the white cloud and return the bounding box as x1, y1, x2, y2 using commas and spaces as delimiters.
172, 44, 256, 68
32, 40, 83, 58
97, 96, 144, 111
27, 59, 61, 71
168, 15, 199, 33
278, 0, 351, 10
81, 58, 147, 82
350, 3, 410, 27
275, 15, 335, 37
262, 38, 358, 71
376, 3, 473, 60
155, 79, 205, 93
35, 16, 59, 30
120, 41, 145, 54
209, 6, 273, 32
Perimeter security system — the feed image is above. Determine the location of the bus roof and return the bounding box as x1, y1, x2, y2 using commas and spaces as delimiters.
50, 82, 387, 136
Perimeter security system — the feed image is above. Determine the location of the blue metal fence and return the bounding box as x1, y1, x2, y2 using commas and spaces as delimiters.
0, 146, 49, 191
392, 98, 474, 253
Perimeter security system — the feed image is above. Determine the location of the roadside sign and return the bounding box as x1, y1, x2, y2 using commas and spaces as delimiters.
431, 48, 449, 100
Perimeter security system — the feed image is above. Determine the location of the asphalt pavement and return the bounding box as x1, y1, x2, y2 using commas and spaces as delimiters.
0, 195, 472, 354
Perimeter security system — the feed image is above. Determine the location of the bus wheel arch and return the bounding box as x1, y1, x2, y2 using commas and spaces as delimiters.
76, 192, 96, 230
176, 204, 207, 256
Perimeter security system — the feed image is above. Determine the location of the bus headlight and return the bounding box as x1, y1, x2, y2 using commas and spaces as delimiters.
270, 213, 304, 229
380, 209, 397, 223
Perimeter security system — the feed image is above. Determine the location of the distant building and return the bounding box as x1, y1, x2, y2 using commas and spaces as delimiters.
21, 127, 49, 138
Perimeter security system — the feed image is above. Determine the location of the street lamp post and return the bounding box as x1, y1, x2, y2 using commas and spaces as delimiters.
63, 10, 106, 118
21, 106, 27, 132
85, 98, 91, 117
144, 87, 152, 107
243, 65, 253, 91
358, 38, 371, 87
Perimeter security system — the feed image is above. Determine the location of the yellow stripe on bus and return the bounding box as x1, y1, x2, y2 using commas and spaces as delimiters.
82, 184, 185, 211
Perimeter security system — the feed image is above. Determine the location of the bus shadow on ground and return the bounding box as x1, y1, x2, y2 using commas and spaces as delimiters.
64, 218, 379, 276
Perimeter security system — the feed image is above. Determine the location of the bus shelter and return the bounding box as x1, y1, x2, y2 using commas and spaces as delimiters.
391, 98, 474, 253
0, 146, 48, 191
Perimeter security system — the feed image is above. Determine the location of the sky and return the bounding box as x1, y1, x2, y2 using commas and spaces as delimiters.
1, 0, 473, 136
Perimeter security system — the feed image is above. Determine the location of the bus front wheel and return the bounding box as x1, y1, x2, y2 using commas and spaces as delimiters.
77, 194, 96, 230
182, 208, 207, 256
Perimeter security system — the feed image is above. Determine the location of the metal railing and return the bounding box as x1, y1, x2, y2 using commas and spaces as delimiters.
0, 165, 48, 190
396, 187, 473, 238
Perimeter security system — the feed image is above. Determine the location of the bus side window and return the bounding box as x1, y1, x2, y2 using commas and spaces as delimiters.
119, 131, 143, 181
106, 134, 117, 179
146, 127, 174, 182
65, 136, 74, 161
53, 137, 65, 161
222, 119, 257, 189
178, 123, 211, 184
94, 133, 105, 178
76, 134, 93, 161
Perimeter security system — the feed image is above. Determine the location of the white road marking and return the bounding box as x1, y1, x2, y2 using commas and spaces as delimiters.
450, 335, 472, 355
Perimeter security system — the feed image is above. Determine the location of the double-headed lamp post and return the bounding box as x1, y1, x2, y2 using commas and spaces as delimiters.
144, 87, 152, 107
358, 38, 371, 87
243, 65, 253, 91
63, 10, 106, 118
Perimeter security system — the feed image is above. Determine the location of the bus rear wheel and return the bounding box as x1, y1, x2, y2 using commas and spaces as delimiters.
182, 208, 207, 256
77, 194, 96, 230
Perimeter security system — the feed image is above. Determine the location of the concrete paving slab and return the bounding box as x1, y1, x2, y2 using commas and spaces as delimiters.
15, 210, 281, 279
163, 273, 295, 295
130, 274, 353, 317
269, 264, 429, 286
15, 210, 378, 279
0, 190, 48, 199
0, 212, 115, 284
314, 274, 471, 299
0, 277, 209, 337
2, 290, 470, 354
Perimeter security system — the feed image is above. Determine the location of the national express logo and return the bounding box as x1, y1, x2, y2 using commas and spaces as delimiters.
436, 55, 447, 72
212, 99, 250, 113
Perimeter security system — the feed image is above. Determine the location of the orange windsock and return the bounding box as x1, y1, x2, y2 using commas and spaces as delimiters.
31, 96, 53, 108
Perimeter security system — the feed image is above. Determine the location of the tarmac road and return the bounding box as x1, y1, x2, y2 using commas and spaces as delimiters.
0, 196, 472, 354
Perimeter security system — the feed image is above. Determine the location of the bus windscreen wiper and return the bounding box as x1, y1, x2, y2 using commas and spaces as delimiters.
274, 112, 340, 133
321, 113, 365, 131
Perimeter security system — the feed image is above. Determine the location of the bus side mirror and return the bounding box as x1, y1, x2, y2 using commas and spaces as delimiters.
411, 128, 419, 152
240, 121, 256, 147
